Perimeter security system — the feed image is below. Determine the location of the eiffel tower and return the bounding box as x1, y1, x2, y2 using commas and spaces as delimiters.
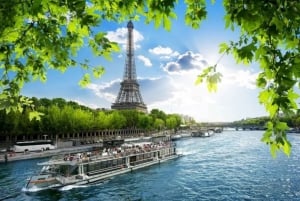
111, 21, 147, 113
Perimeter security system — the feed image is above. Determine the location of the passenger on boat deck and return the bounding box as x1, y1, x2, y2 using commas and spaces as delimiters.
76, 153, 82, 159
63, 155, 68, 161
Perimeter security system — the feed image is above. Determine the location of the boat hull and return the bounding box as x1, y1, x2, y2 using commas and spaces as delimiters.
26, 175, 62, 190
25, 138, 181, 192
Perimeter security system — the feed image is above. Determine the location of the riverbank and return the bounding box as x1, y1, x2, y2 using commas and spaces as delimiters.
0, 144, 98, 163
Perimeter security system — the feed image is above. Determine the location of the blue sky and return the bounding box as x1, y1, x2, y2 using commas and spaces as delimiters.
22, 1, 267, 122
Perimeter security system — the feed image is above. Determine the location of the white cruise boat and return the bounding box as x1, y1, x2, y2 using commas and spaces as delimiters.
25, 138, 181, 191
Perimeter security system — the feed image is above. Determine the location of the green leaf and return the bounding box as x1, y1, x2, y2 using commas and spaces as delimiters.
195, 65, 222, 92
258, 90, 270, 104
5, 31, 19, 42
110, 42, 120, 52
286, 38, 299, 49
163, 14, 172, 31
282, 139, 291, 157
256, 74, 267, 88
266, 121, 273, 130
93, 66, 105, 78
275, 121, 288, 131
224, 14, 234, 31
195, 75, 204, 85
195, 66, 213, 85
270, 143, 278, 158
67, 19, 79, 33
266, 103, 279, 118
95, 32, 106, 44
287, 90, 299, 102
79, 73, 91, 87
154, 13, 162, 28
236, 43, 256, 64
29, 111, 44, 121
207, 72, 222, 92
261, 129, 272, 144
219, 43, 229, 54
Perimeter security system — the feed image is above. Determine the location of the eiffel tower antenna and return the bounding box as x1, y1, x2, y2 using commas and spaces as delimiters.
111, 21, 147, 113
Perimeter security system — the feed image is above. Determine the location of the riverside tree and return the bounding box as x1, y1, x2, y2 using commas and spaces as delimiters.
0, 0, 299, 156
0, 98, 182, 138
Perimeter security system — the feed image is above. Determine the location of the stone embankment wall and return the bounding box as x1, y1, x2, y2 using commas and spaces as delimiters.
0, 129, 169, 149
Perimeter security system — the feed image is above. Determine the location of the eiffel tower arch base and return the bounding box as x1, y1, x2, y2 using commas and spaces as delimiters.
111, 102, 147, 113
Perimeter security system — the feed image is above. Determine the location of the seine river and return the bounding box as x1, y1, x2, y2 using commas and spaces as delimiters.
1, 131, 300, 201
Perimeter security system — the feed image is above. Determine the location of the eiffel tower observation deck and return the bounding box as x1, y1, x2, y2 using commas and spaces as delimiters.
111, 21, 147, 113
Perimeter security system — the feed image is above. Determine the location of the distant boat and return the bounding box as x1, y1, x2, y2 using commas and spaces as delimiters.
171, 134, 182, 141
25, 136, 181, 191
178, 130, 191, 138
191, 130, 214, 137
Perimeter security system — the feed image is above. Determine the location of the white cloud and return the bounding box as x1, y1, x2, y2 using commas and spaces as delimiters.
162, 51, 208, 74
87, 80, 121, 103
149, 46, 173, 55
106, 28, 127, 44
137, 55, 152, 67
106, 27, 144, 49
149, 45, 179, 59
226, 70, 258, 90
215, 65, 258, 90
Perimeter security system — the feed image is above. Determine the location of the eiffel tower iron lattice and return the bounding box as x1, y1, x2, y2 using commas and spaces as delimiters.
111, 21, 147, 113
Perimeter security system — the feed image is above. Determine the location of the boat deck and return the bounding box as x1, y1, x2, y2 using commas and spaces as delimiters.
39, 142, 175, 166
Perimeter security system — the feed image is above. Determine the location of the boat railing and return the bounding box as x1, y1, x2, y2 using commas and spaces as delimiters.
88, 155, 114, 162
130, 158, 154, 166
87, 164, 126, 176
88, 143, 173, 160
41, 142, 176, 166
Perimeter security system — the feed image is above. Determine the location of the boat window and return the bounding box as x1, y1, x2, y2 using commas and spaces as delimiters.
117, 158, 124, 165
130, 156, 136, 162
58, 165, 71, 177
101, 161, 107, 168
138, 155, 143, 161
59, 165, 66, 175
112, 159, 117, 166
83, 164, 88, 173
70, 166, 79, 175
96, 162, 102, 170
87, 164, 95, 172
107, 160, 112, 167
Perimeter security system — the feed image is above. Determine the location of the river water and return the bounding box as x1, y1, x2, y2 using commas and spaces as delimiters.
1, 131, 300, 201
